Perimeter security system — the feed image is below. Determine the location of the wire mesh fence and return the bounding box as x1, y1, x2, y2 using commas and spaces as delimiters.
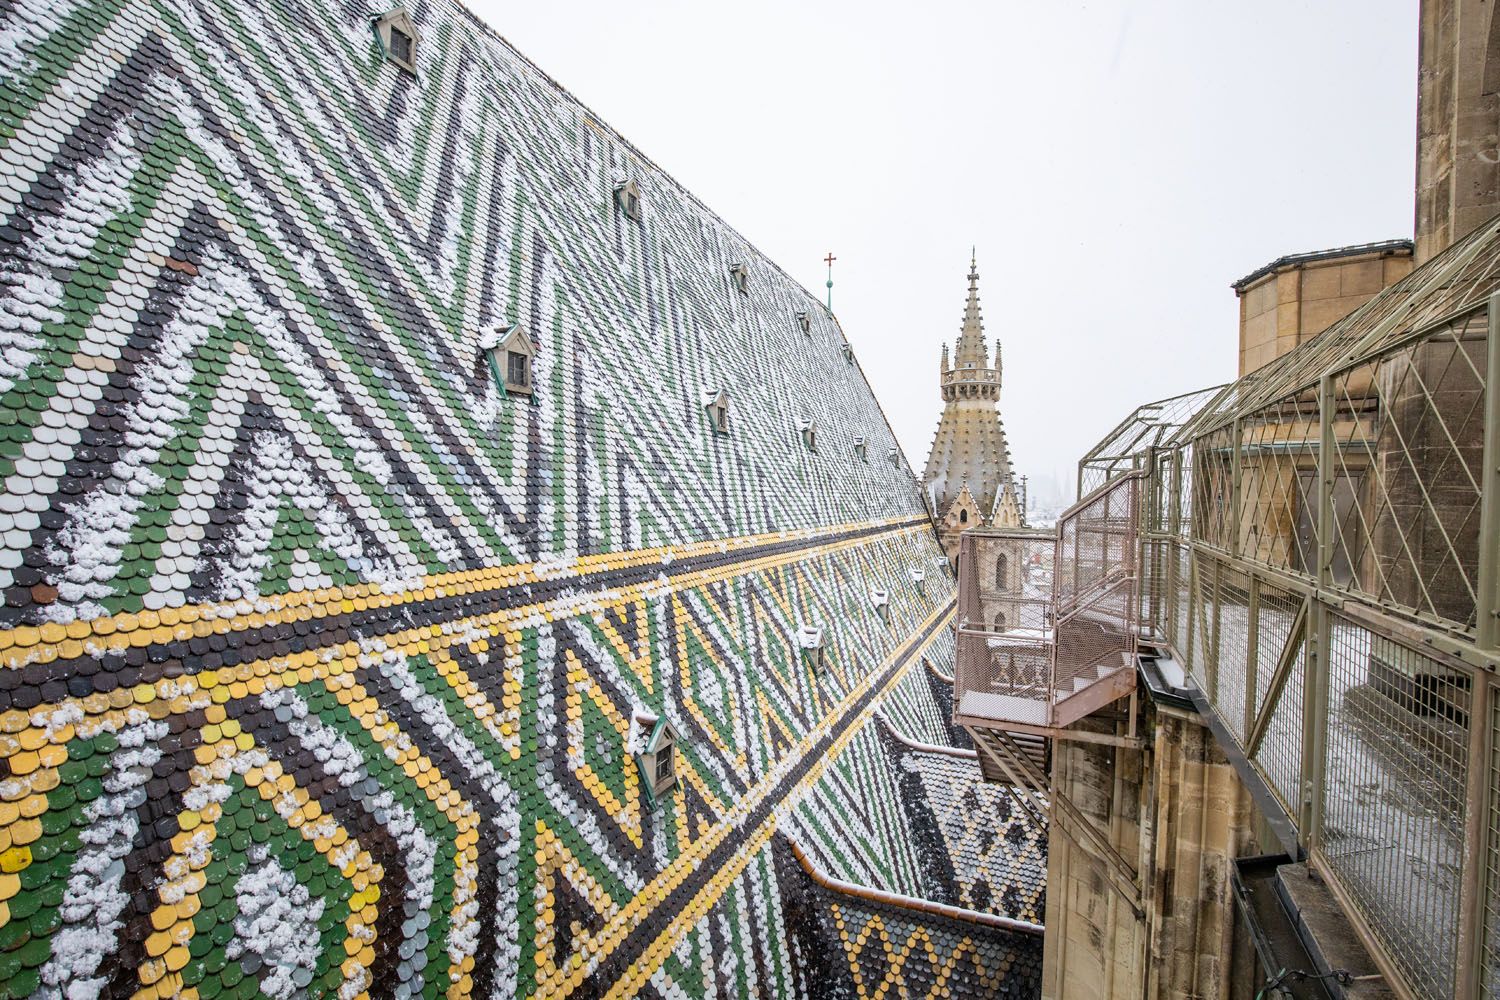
1054, 476, 1140, 695
1318, 614, 1469, 1000
1073, 254, 1500, 997
1325, 314, 1489, 630
1139, 537, 1171, 642
1484, 693, 1500, 996
953, 531, 1059, 727
1214, 564, 1253, 743
1250, 581, 1305, 818
1170, 542, 1192, 673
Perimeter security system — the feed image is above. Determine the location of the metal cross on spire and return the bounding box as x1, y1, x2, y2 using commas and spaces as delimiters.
824, 251, 836, 311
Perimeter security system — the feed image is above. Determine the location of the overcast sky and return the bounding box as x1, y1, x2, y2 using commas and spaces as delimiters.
476, 0, 1418, 506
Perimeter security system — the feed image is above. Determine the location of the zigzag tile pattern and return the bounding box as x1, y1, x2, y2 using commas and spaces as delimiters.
0, 0, 1045, 995
770, 837, 1043, 1000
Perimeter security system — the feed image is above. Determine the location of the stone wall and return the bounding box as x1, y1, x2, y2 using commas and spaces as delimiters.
1041, 706, 1263, 1000
1236, 249, 1414, 377
1416, 0, 1500, 262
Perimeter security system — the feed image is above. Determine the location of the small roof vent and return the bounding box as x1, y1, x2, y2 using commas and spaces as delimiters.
729, 263, 749, 296
632, 712, 681, 804
373, 8, 419, 74
798, 418, 817, 453
480, 323, 535, 397
703, 388, 730, 434
615, 178, 643, 221
797, 624, 826, 669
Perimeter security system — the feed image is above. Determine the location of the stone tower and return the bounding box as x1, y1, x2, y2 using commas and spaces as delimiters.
923, 253, 1021, 561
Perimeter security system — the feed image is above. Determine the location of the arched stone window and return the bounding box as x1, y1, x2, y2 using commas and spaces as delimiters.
993, 611, 1007, 630
959, 509, 968, 524
996, 553, 1009, 590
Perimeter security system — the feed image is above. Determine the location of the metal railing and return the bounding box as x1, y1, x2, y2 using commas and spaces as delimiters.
953, 474, 1143, 733
1102, 266, 1500, 998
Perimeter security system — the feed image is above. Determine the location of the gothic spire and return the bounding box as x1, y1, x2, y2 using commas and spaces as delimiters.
954, 251, 988, 369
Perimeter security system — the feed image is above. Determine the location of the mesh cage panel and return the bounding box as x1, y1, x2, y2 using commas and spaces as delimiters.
1484, 690, 1500, 995
1320, 616, 1469, 999
1053, 477, 1139, 693
953, 532, 1057, 727
1171, 543, 1192, 670
1191, 555, 1213, 691
1215, 566, 1252, 743
1327, 318, 1487, 630
1176, 442, 1195, 539
1192, 426, 1235, 550
1140, 538, 1170, 641
1250, 582, 1305, 817
1235, 389, 1321, 575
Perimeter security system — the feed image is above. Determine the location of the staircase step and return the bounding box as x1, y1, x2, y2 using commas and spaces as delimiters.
1050, 663, 1138, 729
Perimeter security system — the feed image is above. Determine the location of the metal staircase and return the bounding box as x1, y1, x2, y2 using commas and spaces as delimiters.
952, 472, 1143, 738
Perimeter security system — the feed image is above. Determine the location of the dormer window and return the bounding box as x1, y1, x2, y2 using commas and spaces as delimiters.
797, 626, 825, 672
870, 588, 890, 622
911, 567, 926, 593
374, 9, 419, 74
480, 323, 535, 397
799, 419, 817, 453
615, 179, 642, 221
704, 388, 730, 434
796, 311, 812, 335
633, 715, 680, 804
841, 343, 853, 364
853, 436, 867, 462
729, 263, 749, 296
887, 446, 900, 468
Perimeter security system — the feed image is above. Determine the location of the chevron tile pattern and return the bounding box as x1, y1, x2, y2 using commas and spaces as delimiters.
0, 0, 1045, 995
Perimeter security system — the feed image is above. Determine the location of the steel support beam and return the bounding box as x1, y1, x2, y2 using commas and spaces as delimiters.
1304, 373, 1337, 854
1245, 575, 1260, 738
1476, 293, 1500, 651
1245, 596, 1308, 757
1230, 417, 1243, 560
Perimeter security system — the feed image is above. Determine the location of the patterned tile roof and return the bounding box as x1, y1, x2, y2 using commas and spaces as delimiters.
0, 0, 1045, 995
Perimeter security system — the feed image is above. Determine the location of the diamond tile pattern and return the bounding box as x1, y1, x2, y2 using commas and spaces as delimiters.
0, 0, 1043, 996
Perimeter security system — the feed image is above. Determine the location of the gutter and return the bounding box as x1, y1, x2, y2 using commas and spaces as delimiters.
784, 835, 1044, 937
875, 712, 978, 759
